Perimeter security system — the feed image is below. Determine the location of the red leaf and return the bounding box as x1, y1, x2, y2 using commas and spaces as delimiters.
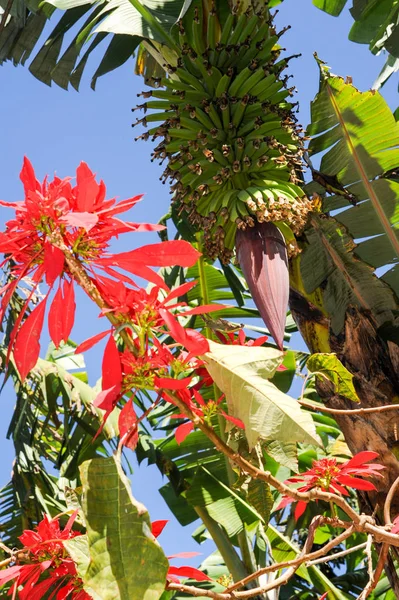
14, 298, 47, 381
43, 243, 64, 286
118, 400, 138, 451
165, 281, 198, 303
75, 329, 111, 353
62, 280, 76, 342
0, 565, 26, 586
20, 157, 40, 195
167, 566, 211, 582
124, 241, 201, 267
183, 304, 229, 316
98, 195, 143, 217
337, 475, 377, 491
154, 376, 193, 390
93, 385, 120, 411
175, 421, 193, 445
294, 500, 308, 521
160, 309, 209, 355
61, 212, 99, 232
102, 335, 122, 391
126, 222, 166, 233
343, 451, 379, 469
392, 516, 399, 534
221, 411, 245, 429
76, 162, 99, 212
151, 520, 168, 538
168, 552, 200, 559
48, 286, 64, 348
319, 594, 328, 600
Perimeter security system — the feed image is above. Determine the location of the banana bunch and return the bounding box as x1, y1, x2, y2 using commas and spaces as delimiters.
133, 0, 314, 264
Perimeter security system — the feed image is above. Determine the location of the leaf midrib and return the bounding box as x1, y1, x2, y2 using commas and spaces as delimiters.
326, 79, 399, 261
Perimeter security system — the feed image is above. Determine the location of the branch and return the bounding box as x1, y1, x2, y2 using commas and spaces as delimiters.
167, 517, 354, 599
384, 475, 399, 526
299, 398, 399, 415
308, 541, 367, 566
226, 516, 354, 592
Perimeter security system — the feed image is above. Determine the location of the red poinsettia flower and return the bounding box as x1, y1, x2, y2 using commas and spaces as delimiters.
0, 159, 202, 382
151, 520, 211, 583
96, 278, 227, 332
165, 388, 244, 444
0, 513, 92, 599
277, 451, 384, 520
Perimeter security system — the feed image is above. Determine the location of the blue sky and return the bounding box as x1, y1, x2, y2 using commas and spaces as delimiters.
0, 0, 398, 562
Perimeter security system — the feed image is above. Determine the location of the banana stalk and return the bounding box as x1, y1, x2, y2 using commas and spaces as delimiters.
133, 0, 315, 265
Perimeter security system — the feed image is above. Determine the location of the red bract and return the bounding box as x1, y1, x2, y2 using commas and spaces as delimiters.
215, 329, 269, 347
166, 388, 244, 444
118, 400, 139, 451
0, 513, 92, 599
151, 520, 211, 584
277, 451, 384, 520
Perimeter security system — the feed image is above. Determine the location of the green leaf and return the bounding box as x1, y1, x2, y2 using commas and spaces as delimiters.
70, 456, 169, 600
308, 62, 399, 291
247, 479, 273, 525
202, 341, 321, 449
307, 352, 360, 402
313, 0, 399, 88
301, 215, 397, 334
263, 439, 298, 472
0, 0, 190, 88
186, 466, 263, 537
313, 0, 348, 16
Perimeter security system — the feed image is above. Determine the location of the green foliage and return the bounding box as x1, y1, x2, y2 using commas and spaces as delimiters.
66, 456, 169, 600
0, 0, 192, 89
203, 340, 320, 449
313, 0, 399, 92
303, 61, 399, 336
307, 353, 360, 402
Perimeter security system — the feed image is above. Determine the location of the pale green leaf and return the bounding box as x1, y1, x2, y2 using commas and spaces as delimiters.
263, 439, 298, 472
307, 353, 360, 403
71, 456, 168, 600
202, 341, 320, 449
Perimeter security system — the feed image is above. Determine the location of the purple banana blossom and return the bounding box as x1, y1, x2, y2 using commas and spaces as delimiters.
236, 222, 289, 351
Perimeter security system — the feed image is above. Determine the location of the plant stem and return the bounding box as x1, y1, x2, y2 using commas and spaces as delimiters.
194, 506, 252, 584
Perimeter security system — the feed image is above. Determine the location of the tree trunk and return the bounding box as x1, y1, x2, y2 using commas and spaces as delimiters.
289, 286, 399, 593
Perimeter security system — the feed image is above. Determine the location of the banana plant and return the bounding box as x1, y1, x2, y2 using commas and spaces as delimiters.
1, 0, 399, 596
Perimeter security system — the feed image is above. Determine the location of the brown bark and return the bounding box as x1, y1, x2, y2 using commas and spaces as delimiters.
290, 288, 399, 594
